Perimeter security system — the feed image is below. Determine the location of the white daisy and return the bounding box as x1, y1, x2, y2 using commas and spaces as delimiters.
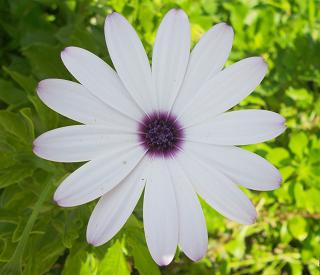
33, 9, 286, 265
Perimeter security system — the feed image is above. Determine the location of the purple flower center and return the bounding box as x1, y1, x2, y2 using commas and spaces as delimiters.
138, 112, 184, 158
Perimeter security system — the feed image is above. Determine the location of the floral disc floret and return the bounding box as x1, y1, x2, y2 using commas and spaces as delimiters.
138, 112, 184, 157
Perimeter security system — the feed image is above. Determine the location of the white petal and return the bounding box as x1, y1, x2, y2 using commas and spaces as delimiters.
152, 9, 190, 111
173, 23, 233, 114
167, 159, 207, 261
105, 13, 155, 113
143, 159, 178, 266
60, 46, 142, 120
86, 157, 148, 246
179, 57, 268, 126
37, 79, 136, 126
186, 110, 286, 145
33, 125, 138, 163
184, 142, 281, 191
176, 147, 257, 224
53, 146, 145, 207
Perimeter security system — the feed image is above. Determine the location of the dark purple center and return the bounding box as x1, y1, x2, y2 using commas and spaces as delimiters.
138, 112, 184, 158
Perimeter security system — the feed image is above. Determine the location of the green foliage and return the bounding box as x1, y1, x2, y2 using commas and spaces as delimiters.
0, 0, 319, 274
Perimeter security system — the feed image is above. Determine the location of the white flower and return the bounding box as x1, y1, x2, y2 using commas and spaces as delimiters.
33, 9, 286, 265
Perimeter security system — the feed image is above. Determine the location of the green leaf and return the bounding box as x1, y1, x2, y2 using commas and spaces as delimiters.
0, 110, 34, 145
289, 132, 308, 158
0, 79, 28, 106
99, 240, 130, 275
305, 188, 320, 212
126, 227, 160, 275
225, 238, 245, 259
288, 217, 308, 241
22, 44, 68, 79
286, 87, 313, 109
28, 95, 59, 132
280, 222, 292, 244
0, 164, 34, 189
1, 179, 53, 275
267, 147, 289, 166
2, 67, 37, 95
62, 244, 93, 275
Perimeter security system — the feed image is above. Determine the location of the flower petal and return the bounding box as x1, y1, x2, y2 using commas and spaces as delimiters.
177, 146, 257, 224
179, 57, 268, 126
53, 146, 145, 207
186, 110, 286, 145
33, 125, 138, 163
167, 159, 208, 261
37, 79, 135, 126
143, 159, 178, 266
185, 142, 282, 191
60, 46, 142, 120
86, 157, 148, 246
152, 9, 190, 111
105, 13, 155, 113
173, 23, 233, 114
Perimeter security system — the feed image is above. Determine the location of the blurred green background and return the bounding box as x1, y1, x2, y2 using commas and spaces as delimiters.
0, 0, 319, 274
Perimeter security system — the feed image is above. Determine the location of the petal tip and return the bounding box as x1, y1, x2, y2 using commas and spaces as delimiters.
279, 114, 286, 124
61, 47, 70, 54
156, 255, 174, 266
32, 146, 38, 156
248, 214, 257, 224
36, 81, 45, 94
213, 23, 234, 37
87, 238, 100, 247
61, 47, 73, 59
279, 120, 287, 135
105, 11, 121, 24
53, 191, 65, 207
32, 139, 41, 156
220, 22, 233, 31
60, 49, 67, 60
280, 116, 287, 129
251, 212, 258, 224
53, 197, 60, 205
277, 174, 283, 187
260, 57, 268, 69
170, 8, 181, 13
193, 255, 205, 262
268, 177, 282, 191
242, 210, 257, 225
86, 229, 101, 247
250, 56, 268, 71
54, 198, 70, 208
107, 11, 117, 18
169, 8, 187, 19
188, 251, 206, 262
53, 197, 61, 206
